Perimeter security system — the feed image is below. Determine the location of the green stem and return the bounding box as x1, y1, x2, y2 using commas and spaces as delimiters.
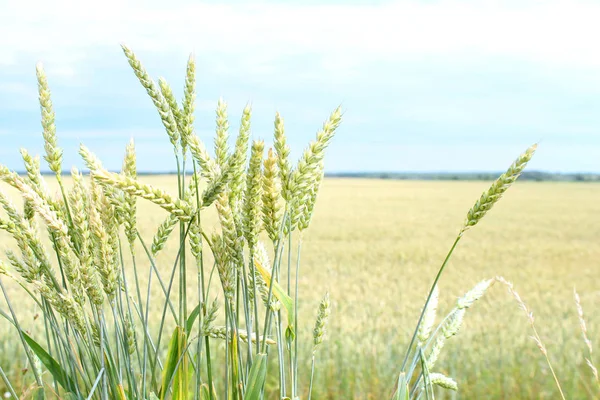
399, 236, 461, 374
293, 237, 302, 396
308, 353, 316, 400
0, 366, 18, 400
0, 277, 43, 386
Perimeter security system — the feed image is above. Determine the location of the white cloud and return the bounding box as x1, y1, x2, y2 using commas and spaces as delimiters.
3, 0, 600, 76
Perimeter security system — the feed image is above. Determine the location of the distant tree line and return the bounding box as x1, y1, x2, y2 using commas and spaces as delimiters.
33, 170, 600, 182
324, 171, 600, 182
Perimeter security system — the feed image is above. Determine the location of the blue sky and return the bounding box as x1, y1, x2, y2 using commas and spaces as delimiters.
1, 0, 600, 173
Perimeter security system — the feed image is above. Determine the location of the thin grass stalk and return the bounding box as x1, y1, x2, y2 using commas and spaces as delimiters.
99, 309, 108, 400
0, 365, 19, 399
308, 352, 316, 400
0, 277, 43, 386
276, 313, 287, 399
239, 259, 254, 368
293, 237, 302, 396
418, 348, 432, 400
141, 250, 154, 396
113, 297, 138, 397
400, 237, 461, 373
41, 299, 60, 393
191, 160, 214, 400
248, 252, 260, 355
150, 220, 194, 382
86, 368, 105, 400
225, 305, 230, 400
176, 154, 188, 328
260, 210, 287, 351
116, 246, 144, 392
137, 233, 178, 320
496, 276, 567, 400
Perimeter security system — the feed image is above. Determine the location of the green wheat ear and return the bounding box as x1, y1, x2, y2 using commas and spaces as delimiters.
461, 144, 537, 235
36, 63, 63, 176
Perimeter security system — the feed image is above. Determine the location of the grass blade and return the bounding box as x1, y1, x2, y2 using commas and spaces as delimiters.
244, 353, 267, 400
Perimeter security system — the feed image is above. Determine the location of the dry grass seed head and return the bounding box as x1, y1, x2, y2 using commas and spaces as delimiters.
574, 288, 599, 382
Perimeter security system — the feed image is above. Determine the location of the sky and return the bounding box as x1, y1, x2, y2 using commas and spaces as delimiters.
1, 0, 600, 173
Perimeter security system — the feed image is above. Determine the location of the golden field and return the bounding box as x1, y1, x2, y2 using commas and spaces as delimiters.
1, 177, 599, 399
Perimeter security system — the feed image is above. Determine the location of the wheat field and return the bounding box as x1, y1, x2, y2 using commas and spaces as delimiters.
1, 176, 598, 399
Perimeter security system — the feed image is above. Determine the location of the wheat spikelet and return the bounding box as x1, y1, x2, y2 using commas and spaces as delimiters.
273, 112, 291, 200
214, 98, 230, 167
227, 105, 252, 248
211, 233, 235, 303
243, 140, 264, 250
0, 217, 17, 235
35, 280, 87, 335
188, 134, 220, 179
159, 77, 184, 136
229, 104, 251, 200
313, 292, 331, 350
98, 184, 120, 286
202, 164, 233, 208
428, 373, 458, 391
121, 139, 137, 246
201, 298, 219, 333
216, 193, 243, 269
0, 259, 9, 276
0, 193, 55, 282
5, 250, 36, 283
461, 144, 537, 235
23, 199, 35, 223
121, 45, 180, 150
290, 107, 341, 195
299, 161, 324, 232
457, 278, 495, 309
262, 148, 282, 243
181, 54, 196, 152
81, 146, 193, 220
89, 180, 119, 299
204, 326, 276, 346
70, 168, 104, 306
36, 63, 63, 175
251, 243, 280, 311
287, 107, 342, 231
418, 285, 439, 346
20, 149, 52, 205
426, 279, 494, 369
5, 174, 84, 301
228, 105, 252, 242
124, 317, 137, 355
189, 218, 202, 260
151, 214, 179, 257
68, 168, 87, 245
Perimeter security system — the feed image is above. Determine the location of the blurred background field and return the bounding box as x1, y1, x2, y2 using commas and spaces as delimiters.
1, 176, 598, 399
